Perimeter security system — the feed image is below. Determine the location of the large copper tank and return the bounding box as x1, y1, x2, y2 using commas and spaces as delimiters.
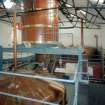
21, 0, 58, 43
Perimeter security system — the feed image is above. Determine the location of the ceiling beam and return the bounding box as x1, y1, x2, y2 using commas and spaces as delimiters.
0, 0, 12, 23
89, 1, 105, 27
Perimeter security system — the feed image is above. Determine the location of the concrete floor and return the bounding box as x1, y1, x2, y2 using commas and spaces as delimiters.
65, 83, 88, 105
65, 84, 75, 105
89, 83, 105, 105
78, 84, 88, 105
66, 83, 105, 105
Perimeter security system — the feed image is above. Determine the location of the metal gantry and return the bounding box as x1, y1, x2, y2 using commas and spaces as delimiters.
0, 46, 86, 105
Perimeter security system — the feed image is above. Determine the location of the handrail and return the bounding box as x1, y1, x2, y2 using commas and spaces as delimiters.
0, 61, 80, 105
0, 92, 58, 105
0, 71, 75, 84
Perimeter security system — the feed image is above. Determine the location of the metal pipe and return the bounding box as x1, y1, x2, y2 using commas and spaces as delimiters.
81, 19, 84, 48
3, 47, 81, 55
0, 71, 75, 83
71, 33, 74, 46
73, 60, 80, 105
0, 92, 58, 105
94, 35, 98, 48
13, 11, 17, 71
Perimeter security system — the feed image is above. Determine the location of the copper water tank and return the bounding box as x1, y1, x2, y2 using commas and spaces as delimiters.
21, 0, 58, 43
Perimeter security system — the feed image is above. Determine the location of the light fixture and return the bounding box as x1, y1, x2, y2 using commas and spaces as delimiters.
4, 0, 15, 9
71, 14, 76, 17
66, 4, 72, 7
78, 10, 86, 15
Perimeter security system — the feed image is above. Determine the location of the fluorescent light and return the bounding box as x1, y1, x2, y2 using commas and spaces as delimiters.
71, 14, 76, 17
79, 10, 86, 15
66, 4, 72, 7
4, 0, 15, 9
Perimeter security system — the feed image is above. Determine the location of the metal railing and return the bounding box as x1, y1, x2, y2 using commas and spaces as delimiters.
0, 66, 77, 105
0, 46, 89, 105
0, 60, 87, 105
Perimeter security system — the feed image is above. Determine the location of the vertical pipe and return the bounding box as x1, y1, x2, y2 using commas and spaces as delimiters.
81, 19, 84, 77
81, 19, 84, 48
94, 35, 98, 48
71, 33, 74, 46
0, 46, 2, 71
13, 11, 17, 71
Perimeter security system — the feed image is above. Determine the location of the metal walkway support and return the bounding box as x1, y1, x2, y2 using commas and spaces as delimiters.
0, 46, 86, 105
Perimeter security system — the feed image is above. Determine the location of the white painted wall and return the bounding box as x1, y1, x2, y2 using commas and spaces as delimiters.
0, 21, 22, 47
59, 26, 81, 47
0, 22, 12, 47
59, 22, 105, 49
98, 27, 105, 49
